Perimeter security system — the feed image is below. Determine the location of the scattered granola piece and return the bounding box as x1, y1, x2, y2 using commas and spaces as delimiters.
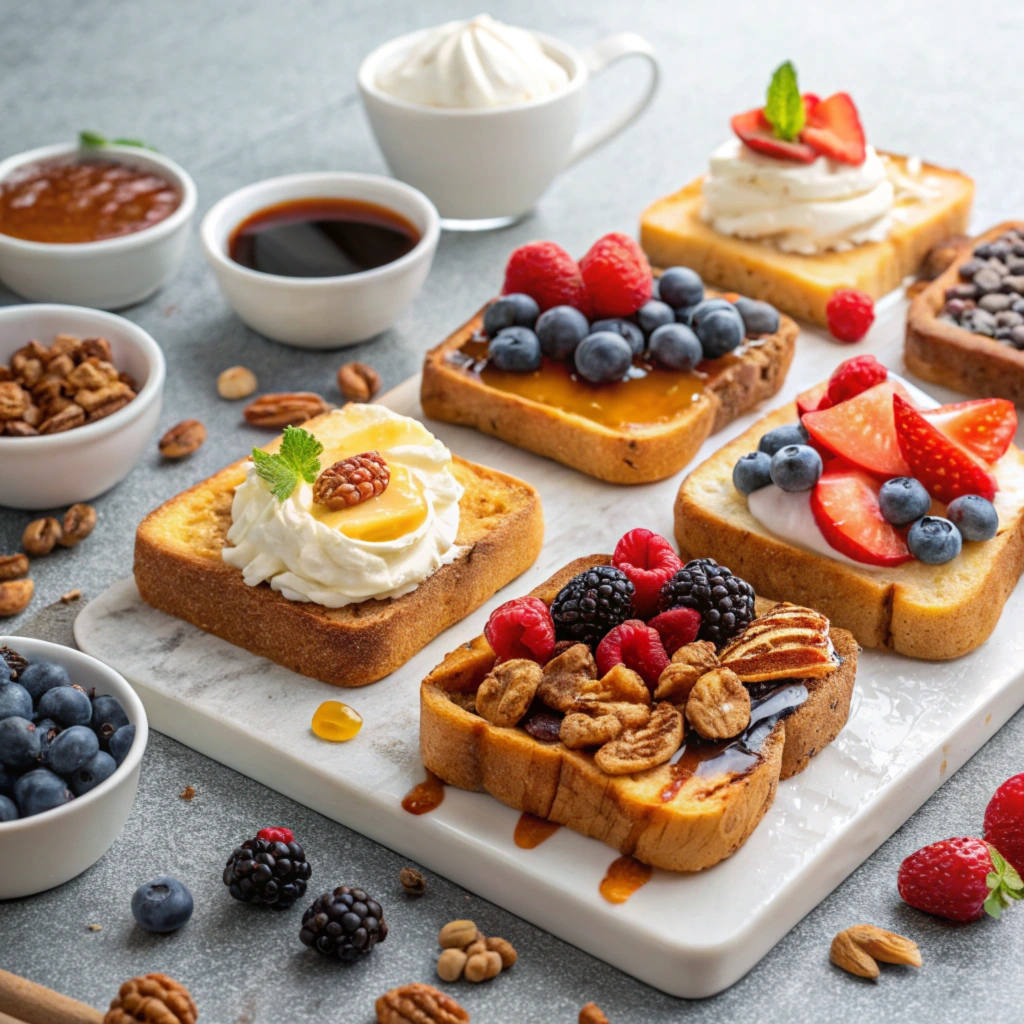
399, 866, 426, 896
60, 589, 82, 604
179, 785, 196, 803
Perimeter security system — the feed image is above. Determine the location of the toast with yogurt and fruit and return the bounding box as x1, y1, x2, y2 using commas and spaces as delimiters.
420, 232, 797, 484
640, 62, 974, 328
134, 404, 544, 687
674, 356, 1024, 660
420, 532, 857, 872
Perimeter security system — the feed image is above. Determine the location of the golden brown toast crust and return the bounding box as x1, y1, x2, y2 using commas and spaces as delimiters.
420, 304, 797, 485
134, 413, 545, 687
419, 555, 858, 873
906, 221, 1024, 403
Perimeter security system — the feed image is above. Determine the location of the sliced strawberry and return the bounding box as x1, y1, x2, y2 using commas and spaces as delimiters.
802, 93, 821, 113
803, 381, 913, 479
893, 394, 998, 503
923, 398, 1017, 465
800, 92, 866, 164
797, 381, 831, 416
810, 461, 912, 567
731, 108, 818, 163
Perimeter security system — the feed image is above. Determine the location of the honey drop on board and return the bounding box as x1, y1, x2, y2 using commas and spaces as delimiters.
599, 855, 653, 904
311, 700, 363, 741
402, 771, 445, 815
513, 812, 561, 849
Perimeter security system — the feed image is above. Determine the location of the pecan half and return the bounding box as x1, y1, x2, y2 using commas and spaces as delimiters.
538, 642, 597, 712
217, 365, 258, 400
0, 381, 28, 420
88, 396, 131, 422
375, 983, 468, 1024
579, 663, 650, 705
22, 517, 62, 556
654, 640, 719, 705
830, 924, 922, 979
0, 579, 34, 617
75, 380, 135, 414
338, 361, 381, 402
60, 504, 97, 547
0, 554, 29, 581
594, 702, 683, 775
159, 420, 206, 459
39, 403, 85, 434
313, 452, 390, 509
475, 658, 542, 727
243, 392, 330, 427
560, 711, 621, 749
685, 667, 751, 741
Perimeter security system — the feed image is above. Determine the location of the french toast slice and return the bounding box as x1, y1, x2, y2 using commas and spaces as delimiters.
134, 411, 544, 687
640, 155, 974, 328
674, 401, 1024, 660
420, 302, 797, 485
906, 221, 1024, 404
420, 556, 857, 873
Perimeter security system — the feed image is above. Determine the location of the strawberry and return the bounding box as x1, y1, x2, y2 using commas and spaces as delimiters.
800, 92, 866, 164
827, 354, 888, 406
579, 233, 652, 318
503, 241, 588, 313
647, 608, 701, 655
611, 528, 683, 620
810, 460, 912, 566
595, 619, 669, 689
893, 394, 998, 503
898, 836, 1023, 922
796, 381, 832, 416
923, 398, 1017, 465
484, 596, 556, 664
731, 108, 818, 163
984, 773, 1024, 877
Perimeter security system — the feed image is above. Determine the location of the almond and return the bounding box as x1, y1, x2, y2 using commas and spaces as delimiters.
830, 924, 922, 979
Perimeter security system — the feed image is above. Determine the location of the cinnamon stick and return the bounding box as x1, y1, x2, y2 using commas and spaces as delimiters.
0, 970, 102, 1024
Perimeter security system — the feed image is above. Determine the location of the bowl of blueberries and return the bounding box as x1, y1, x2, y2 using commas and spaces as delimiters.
0, 637, 148, 898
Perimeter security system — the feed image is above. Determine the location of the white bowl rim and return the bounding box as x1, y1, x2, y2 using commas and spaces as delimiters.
0, 303, 166, 451
0, 142, 197, 255
200, 170, 441, 288
0, 635, 148, 833
357, 26, 588, 116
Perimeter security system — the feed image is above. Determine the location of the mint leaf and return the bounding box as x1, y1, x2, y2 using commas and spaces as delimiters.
763, 61, 805, 142
78, 131, 156, 151
251, 426, 323, 502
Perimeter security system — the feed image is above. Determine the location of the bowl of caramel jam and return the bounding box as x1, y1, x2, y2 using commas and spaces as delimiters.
0, 143, 196, 309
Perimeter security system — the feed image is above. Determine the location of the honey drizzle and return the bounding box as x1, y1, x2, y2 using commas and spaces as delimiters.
401, 771, 445, 815
599, 855, 653, 904
513, 812, 562, 849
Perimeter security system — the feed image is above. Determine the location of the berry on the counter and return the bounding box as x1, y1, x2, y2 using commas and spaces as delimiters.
694, 305, 745, 359
595, 620, 670, 689
91, 693, 129, 748
647, 607, 702, 656
484, 596, 556, 664
947, 494, 999, 542
800, 92, 866, 164
488, 327, 542, 373
826, 354, 888, 406
131, 876, 194, 933
770, 444, 823, 492
14, 768, 73, 817
611, 528, 683, 620
574, 332, 633, 384
733, 451, 773, 495
589, 318, 645, 356
299, 886, 388, 962
923, 398, 1017, 464
636, 299, 676, 335
0, 716, 41, 769
579, 232, 652, 318
69, 750, 116, 795
18, 661, 70, 704
46, 724, 99, 776
0, 795, 17, 822
984, 773, 1024, 876
109, 723, 136, 767
535, 305, 589, 360
878, 477, 931, 527
0, 682, 33, 722
733, 297, 780, 336
649, 323, 702, 372
757, 422, 809, 456
657, 267, 705, 309
907, 516, 962, 564
224, 831, 312, 909
826, 288, 875, 342
503, 241, 588, 313
483, 293, 540, 338
658, 559, 755, 647
37, 685, 93, 728
898, 837, 1022, 922
550, 565, 635, 647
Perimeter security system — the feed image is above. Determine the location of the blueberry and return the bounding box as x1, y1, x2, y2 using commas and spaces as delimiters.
18, 661, 70, 704
0, 716, 41, 769
109, 724, 136, 767
636, 300, 676, 336
47, 725, 99, 775
0, 794, 17, 822
0, 660, 10, 686
483, 293, 539, 337
770, 445, 823, 492
688, 298, 735, 326
675, 304, 700, 327
658, 267, 705, 308
733, 451, 773, 495
487, 327, 542, 372
574, 332, 633, 384
14, 768, 73, 817
69, 750, 116, 796
131, 875, 194, 933
733, 297, 780, 336
694, 306, 745, 359
758, 423, 810, 456
908, 515, 962, 564
37, 685, 93, 727
649, 323, 703, 371
535, 305, 589, 360
0, 682, 32, 722
650, 277, 660, 300
91, 694, 129, 747
878, 477, 931, 527
34, 718, 61, 763
947, 494, 999, 542
589, 318, 644, 357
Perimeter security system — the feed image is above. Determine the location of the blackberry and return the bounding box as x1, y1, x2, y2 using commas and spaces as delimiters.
223, 829, 311, 909
658, 558, 754, 646
550, 565, 635, 646
299, 885, 387, 962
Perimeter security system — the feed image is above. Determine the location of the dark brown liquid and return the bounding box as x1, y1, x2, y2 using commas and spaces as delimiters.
599, 855, 653, 904
402, 771, 445, 815
228, 197, 420, 277
514, 812, 562, 849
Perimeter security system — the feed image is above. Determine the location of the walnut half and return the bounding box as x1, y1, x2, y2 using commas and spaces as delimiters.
594, 702, 683, 775
475, 659, 541, 727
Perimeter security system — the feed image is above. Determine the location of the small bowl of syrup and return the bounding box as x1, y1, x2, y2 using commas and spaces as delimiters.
201, 172, 440, 349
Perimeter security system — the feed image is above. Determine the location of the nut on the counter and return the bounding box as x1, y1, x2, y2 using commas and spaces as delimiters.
376, 983, 468, 1024
579, 1004, 610, 1024
399, 866, 426, 896
485, 936, 518, 969
244, 391, 331, 427
830, 924, 922, 979
159, 419, 206, 459
0, 578, 33, 617
685, 666, 751, 741
217, 365, 258, 400
438, 919, 478, 950
338, 361, 381, 402
22, 516, 62, 556
0, 553, 29, 581
60, 588, 82, 603
60, 503, 97, 547
463, 949, 502, 983
103, 972, 198, 1024
435, 919, 517, 984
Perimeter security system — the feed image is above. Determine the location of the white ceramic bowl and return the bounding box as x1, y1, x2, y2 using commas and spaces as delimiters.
201, 172, 440, 349
0, 143, 197, 309
0, 636, 148, 899
0, 304, 165, 510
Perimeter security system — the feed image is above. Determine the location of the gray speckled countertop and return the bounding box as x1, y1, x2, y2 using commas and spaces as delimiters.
2, 1, 1024, 1020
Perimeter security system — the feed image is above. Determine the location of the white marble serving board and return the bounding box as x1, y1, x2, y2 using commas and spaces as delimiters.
75, 293, 1024, 998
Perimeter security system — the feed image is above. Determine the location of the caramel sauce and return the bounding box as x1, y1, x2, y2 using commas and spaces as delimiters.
402, 771, 445, 815
513, 812, 562, 849
599, 855, 653, 904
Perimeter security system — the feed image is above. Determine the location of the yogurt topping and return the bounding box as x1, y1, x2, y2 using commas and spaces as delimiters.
375, 14, 570, 109
223, 405, 464, 607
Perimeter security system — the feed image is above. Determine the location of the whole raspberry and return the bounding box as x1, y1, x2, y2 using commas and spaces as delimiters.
647, 607, 701, 655
826, 288, 875, 343
503, 241, 588, 313
579, 233, 653, 318
611, 528, 683, 620
595, 619, 669, 688
484, 596, 556, 664
827, 354, 888, 405
984, 773, 1024, 877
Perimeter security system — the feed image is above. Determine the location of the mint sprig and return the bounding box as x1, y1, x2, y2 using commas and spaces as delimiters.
763, 61, 805, 142
983, 846, 1023, 919
251, 425, 323, 502
78, 130, 156, 151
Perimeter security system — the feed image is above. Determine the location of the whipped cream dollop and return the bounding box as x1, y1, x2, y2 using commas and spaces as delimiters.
376, 14, 570, 108
223, 405, 464, 607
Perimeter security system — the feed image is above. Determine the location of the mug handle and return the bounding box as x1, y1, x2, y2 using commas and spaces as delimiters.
566, 33, 660, 167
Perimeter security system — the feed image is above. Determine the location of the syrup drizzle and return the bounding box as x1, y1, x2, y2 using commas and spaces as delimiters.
599, 855, 653, 904
402, 771, 445, 815
514, 812, 562, 849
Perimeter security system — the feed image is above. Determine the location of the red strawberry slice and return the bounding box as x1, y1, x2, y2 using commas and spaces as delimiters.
731, 108, 818, 163
797, 381, 831, 416
800, 92, 866, 164
810, 460, 912, 567
923, 398, 1017, 465
803, 381, 913, 479
893, 394, 998, 503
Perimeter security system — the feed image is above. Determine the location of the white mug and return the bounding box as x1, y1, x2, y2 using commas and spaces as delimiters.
357, 29, 660, 229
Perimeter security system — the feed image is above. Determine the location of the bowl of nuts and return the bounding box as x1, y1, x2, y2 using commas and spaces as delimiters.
0, 304, 165, 509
